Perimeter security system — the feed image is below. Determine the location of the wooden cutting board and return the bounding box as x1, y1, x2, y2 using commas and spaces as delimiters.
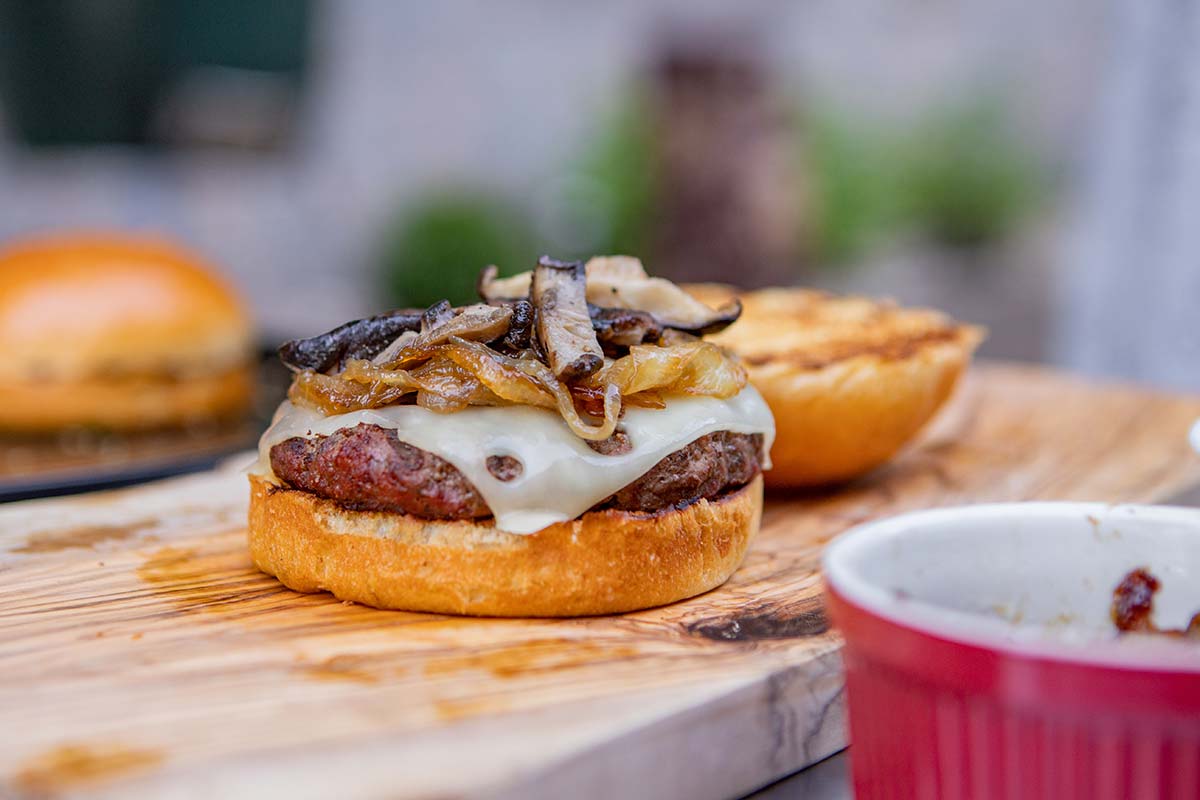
3, 363, 1199, 800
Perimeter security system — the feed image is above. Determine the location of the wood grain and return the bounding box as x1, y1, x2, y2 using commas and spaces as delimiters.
1, 363, 1198, 800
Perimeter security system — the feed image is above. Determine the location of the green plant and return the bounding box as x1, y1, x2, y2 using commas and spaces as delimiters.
380, 192, 536, 308
801, 93, 1044, 265
566, 95, 657, 258
898, 96, 1043, 246
803, 106, 907, 264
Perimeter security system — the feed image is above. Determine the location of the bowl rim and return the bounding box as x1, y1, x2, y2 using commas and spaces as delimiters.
822, 501, 1200, 672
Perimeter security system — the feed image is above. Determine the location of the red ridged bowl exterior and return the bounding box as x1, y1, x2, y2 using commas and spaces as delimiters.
829, 587, 1200, 800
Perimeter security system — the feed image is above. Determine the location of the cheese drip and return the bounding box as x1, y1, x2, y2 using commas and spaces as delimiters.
255, 387, 774, 535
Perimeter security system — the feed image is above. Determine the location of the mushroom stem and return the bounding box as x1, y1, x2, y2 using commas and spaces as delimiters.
531, 256, 604, 381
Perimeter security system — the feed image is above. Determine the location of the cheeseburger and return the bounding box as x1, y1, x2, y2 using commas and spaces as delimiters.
249, 256, 774, 616
0, 232, 255, 432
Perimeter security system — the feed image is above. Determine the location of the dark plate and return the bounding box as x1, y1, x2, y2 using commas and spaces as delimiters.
0, 350, 290, 503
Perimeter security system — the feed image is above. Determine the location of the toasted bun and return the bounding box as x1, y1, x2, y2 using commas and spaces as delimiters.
248, 474, 763, 617
0, 232, 254, 431
689, 285, 983, 487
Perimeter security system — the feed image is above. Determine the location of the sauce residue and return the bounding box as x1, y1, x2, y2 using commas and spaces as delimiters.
423, 638, 638, 678
297, 655, 382, 684
13, 520, 158, 555
13, 743, 163, 793
136, 547, 204, 584
433, 697, 508, 721
1112, 567, 1200, 638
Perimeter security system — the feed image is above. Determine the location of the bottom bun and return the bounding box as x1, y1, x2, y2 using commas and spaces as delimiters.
248, 474, 763, 617
1, 366, 254, 432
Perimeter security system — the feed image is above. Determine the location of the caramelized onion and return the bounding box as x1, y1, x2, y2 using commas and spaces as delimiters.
553, 380, 620, 441
406, 303, 513, 353
439, 338, 556, 409
585, 342, 746, 398
288, 370, 412, 414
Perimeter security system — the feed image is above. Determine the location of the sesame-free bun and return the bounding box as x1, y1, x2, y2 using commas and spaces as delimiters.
688, 285, 983, 487
0, 232, 254, 431
248, 474, 763, 617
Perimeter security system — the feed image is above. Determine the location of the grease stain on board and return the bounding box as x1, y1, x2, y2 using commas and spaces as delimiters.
136, 547, 204, 584
12, 520, 159, 555
434, 696, 510, 721
135, 538, 288, 620
424, 638, 639, 678
297, 655, 383, 685
12, 743, 163, 794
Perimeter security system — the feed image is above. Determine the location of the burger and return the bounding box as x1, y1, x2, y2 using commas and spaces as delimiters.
686, 284, 983, 488
0, 232, 255, 432
249, 256, 774, 616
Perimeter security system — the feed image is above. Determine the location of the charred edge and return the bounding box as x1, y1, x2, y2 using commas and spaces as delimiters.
558, 353, 603, 382
278, 310, 424, 373
741, 327, 967, 369
537, 255, 585, 275
500, 300, 534, 351
685, 599, 830, 642
691, 298, 743, 336
421, 300, 454, 333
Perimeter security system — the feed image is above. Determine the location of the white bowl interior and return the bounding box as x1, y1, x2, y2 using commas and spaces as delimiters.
825, 503, 1200, 657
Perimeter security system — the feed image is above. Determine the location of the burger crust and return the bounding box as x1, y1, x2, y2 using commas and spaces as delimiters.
248, 473, 763, 617
688, 285, 983, 487
0, 366, 255, 433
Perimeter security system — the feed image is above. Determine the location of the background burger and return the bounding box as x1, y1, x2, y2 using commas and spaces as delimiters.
0, 232, 255, 433
249, 256, 774, 617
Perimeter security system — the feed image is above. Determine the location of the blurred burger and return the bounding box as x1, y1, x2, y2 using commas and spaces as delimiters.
0, 233, 255, 432
687, 284, 983, 488
249, 256, 773, 617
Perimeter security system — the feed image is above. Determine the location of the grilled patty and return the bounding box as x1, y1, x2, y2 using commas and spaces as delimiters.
269, 423, 763, 520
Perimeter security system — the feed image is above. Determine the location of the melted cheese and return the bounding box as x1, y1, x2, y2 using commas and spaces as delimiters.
255, 387, 774, 535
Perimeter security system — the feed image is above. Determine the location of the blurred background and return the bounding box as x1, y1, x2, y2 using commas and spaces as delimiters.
0, 0, 1195, 391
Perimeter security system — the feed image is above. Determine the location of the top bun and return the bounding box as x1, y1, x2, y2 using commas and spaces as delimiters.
0, 232, 253, 382
686, 284, 983, 487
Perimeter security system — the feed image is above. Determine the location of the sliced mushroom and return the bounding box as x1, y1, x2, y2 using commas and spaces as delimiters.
497, 299, 534, 353
477, 257, 741, 335
477, 265, 532, 303
421, 300, 455, 332
407, 303, 514, 352
582, 256, 742, 334
532, 256, 604, 381
588, 304, 662, 349
583, 255, 648, 282
278, 309, 423, 373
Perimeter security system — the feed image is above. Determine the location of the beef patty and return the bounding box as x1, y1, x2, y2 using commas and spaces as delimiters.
269, 423, 763, 520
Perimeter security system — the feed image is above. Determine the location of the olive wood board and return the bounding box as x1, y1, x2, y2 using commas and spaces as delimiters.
2, 363, 1199, 800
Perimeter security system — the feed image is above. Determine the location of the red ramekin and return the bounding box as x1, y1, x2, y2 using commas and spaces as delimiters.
823, 503, 1200, 800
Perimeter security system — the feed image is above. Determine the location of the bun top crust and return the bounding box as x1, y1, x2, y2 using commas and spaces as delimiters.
690, 285, 983, 371
0, 233, 254, 381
